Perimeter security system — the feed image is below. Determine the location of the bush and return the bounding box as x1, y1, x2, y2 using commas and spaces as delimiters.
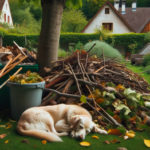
60, 33, 100, 49
144, 65, 150, 74
61, 9, 87, 32
3, 34, 39, 47
84, 40, 123, 61
145, 32, 150, 43
105, 33, 146, 53
0, 27, 8, 37
1, 32, 147, 55
142, 54, 150, 66
58, 48, 68, 58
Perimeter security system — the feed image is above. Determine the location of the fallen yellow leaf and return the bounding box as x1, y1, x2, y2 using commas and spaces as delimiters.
125, 130, 135, 138
0, 125, 6, 128
41, 140, 47, 144
116, 84, 125, 91
92, 135, 99, 139
4, 140, 9, 144
144, 139, 150, 147
0, 134, 7, 139
80, 141, 91, 147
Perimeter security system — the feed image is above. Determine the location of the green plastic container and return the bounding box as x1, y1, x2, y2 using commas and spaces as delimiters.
0, 64, 39, 110
7, 81, 45, 120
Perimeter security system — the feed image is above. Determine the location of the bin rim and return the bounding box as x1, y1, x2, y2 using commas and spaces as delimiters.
7, 81, 45, 89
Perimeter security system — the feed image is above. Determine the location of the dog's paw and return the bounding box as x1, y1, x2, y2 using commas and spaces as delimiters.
94, 127, 108, 134
58, 132, 69, 136
71, 130, 76, 138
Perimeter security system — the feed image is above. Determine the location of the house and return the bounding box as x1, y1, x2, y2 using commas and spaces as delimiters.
0, 0, 13, 27
82, 0, 150, 34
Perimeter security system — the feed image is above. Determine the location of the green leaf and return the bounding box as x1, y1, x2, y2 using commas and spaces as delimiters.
116, 104, 131, 115
80, 95, 87, 103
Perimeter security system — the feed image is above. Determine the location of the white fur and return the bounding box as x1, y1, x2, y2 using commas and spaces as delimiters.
17, 104, 107, 142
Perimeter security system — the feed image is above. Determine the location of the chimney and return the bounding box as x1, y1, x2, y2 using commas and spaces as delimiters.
114, 0, 119, 11
121, 0, 126, 14
132, 0, 137, 11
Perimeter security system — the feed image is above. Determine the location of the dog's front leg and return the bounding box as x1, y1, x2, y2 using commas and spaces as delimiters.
55, 119, 70, 136
93, 123, 108, 134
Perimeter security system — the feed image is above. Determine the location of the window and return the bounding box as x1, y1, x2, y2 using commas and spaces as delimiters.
8, 16, 10, 23
105, 8, 110, 14
4, 14, 6, 22
102, 23, 113, 31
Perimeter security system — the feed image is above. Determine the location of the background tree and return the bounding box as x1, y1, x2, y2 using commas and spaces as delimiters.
9, 0, 41, 34
61, 9, 87, 32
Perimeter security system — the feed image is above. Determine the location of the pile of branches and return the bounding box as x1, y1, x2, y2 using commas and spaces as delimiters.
42, 50, 150, 129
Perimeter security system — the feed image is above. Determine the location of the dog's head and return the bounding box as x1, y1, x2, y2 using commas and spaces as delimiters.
70, 115, 94, 140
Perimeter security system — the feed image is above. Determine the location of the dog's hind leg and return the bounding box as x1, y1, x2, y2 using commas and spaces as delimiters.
55, 119, 70, 136
47, 119, 68, 137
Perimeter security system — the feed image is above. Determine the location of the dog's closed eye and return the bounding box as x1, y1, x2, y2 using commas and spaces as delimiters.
79, 124, 84, 129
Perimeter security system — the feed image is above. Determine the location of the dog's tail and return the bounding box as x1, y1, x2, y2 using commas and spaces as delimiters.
17, 126, 63, 142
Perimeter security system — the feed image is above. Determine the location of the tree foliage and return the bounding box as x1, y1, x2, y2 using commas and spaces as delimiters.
61, 9, 87, 33
9, 0, 41, 34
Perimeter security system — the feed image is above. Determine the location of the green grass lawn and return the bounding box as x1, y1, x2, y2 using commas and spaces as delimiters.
0, 115, 150, 150
126, 63, 150, 83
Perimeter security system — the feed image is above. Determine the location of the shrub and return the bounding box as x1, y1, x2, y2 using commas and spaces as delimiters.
1, 32, 147, 55
105, 33, 146, 53
0, 27, 8, 37
61, 9, 87, 33
58, 48, 68, 58
144, 65, 150, 74
145, 32, 150, 43
142, 54, 150, 66
60, 33, 100, 49
3, 34, 39, 47
84, 40, 123, 61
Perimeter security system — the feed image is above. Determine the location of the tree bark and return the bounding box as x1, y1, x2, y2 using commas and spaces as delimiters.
37, 0, 64, 74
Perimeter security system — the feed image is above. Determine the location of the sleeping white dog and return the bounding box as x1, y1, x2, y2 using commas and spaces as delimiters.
17, 104, 107, 142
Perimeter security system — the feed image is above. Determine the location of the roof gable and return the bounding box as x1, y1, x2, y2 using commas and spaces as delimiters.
82, 1, 134, 33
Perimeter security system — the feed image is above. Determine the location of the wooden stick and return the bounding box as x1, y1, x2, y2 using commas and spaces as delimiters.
0, 54, 22, 78
62, 79, 74, 93
0, 67, 22, 89
87, 43, 96, 53
44, 88, 92, 101
77, 52, 85, 79
68, 63, 82, 95
13, 41, 27, 57
0, 56, 27, 78
94, 66, 107, 73
0, 58, 13, 77
10, 53, 22, 64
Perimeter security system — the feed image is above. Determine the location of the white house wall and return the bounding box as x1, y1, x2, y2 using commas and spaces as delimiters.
0, 0, 13, 26
83, 5, 131, 34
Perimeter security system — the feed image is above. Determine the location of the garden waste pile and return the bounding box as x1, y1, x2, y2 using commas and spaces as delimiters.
42, 50, 150, 133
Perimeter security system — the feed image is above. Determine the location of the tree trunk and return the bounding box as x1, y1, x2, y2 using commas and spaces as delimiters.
37, 0, 64, 74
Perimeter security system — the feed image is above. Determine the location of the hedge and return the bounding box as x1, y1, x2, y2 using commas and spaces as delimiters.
2, 32, 147, 53
105, 33, 146, 52
3, 34, 39, 47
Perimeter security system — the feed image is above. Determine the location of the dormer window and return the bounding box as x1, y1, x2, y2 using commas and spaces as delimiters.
105, 8, 110, 14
